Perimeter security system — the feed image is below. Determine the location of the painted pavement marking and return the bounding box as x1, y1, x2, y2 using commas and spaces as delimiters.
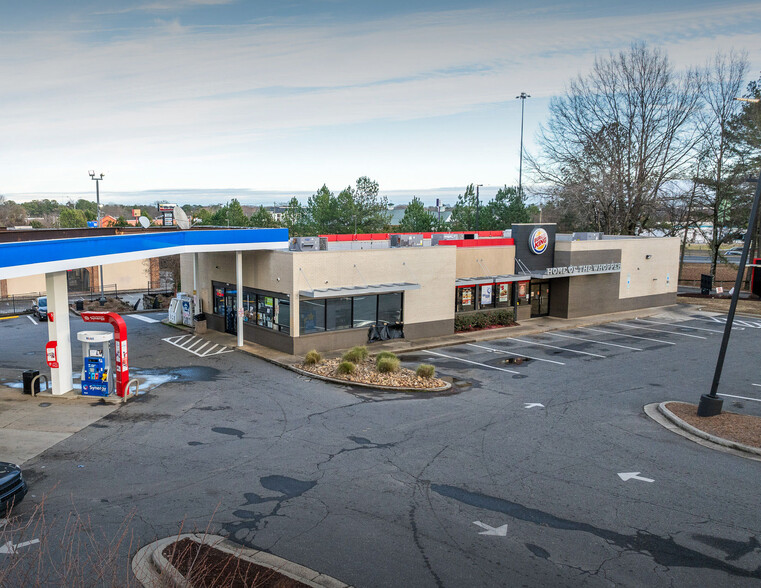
635, 318, 723, 334
501, 337, 606, 358
718, 393, 761, 403
126, 314, 160, 323
546, 331, 642, 351
424, 350, 521, 374
162, 334, 234, 357
618, 472, 654, 483
612, 322, 706, 340
580, 326, 676, 345
466, 343, 566, 365
27, 316, 37, 325
473, 521, 508, 536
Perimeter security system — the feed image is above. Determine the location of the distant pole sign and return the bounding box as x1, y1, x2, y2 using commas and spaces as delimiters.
132, 208, 141, 218
529, 228, 549, 255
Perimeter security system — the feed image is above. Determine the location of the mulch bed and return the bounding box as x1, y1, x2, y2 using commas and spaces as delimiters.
665, 402, 761, 449
676, 295, 761, 316
163, 538, 305, 588
300, 358, 447, 389
679, 262, 749, 288
455, 321, 518, 333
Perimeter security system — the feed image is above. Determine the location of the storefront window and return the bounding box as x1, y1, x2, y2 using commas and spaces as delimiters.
300, 299, 326, 334
477, 284, 494, 309
326, 297, 352, 330
516, 281, 530, 305
242, 292, 256, 322
213, 286, 225, 315
275, 298, 290, 334
258, 296, 274, 328
496, 283, 512, 308
456, 287, 475, 312
353, 295, 377, 328
378, 292, 403, 324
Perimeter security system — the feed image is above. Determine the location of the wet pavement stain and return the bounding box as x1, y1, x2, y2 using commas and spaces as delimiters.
221, 475, 318, 548
431, 484, 761, 578
504, 357, 532, 365
187, 441, 204, 446
212, 427, 245, 439
526, 543, 551, 559
38, 402, 51, 407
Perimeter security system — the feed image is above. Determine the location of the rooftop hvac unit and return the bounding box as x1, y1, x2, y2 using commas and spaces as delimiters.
572, 232, 603, 241
289, 236, 319, 251
390, 234, 423, 247
431, 233, 460, 246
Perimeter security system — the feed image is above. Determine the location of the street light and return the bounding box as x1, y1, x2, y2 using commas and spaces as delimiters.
516, 92, 531, 198
89, 170, 106, 305
475, 184, 483, 232
698, 97, 761, 416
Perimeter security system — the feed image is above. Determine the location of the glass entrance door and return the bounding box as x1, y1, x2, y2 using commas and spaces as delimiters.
224, 291, 237, 335
530, 281, 550, 317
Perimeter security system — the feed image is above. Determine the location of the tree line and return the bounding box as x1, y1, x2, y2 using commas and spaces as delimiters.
529, 42, 760, 275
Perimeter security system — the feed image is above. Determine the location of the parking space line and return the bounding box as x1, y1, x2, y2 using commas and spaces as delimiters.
752, 384, 761, 388
466, 343, 566, 365
425, 350, 521, 373
692, 316, 745, 330
580, 326, 676, 345
547, 331, 642, 351
502, 337, 606, 358
613, 322, 706, 339
718, 393, 761, 403
28, 316, 37, 325
635, 318, 723, 334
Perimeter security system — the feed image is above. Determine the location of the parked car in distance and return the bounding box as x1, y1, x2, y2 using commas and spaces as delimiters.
0, 461, 28, 514
724, 247, 743, 256
32, 296, 48, 320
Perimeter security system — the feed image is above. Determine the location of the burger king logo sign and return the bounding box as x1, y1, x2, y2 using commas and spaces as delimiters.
529, 228, 549, 254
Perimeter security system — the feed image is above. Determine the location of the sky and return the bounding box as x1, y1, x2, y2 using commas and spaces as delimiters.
2, 0, 760, 206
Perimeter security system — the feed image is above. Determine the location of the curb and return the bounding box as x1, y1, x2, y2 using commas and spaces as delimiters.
286, 363, 452, 393
132, 533, 351, 588
656, 401, 761, 457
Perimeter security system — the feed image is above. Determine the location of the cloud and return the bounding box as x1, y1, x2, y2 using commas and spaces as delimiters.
1, 2, 761, 192
96, 0, 237, 15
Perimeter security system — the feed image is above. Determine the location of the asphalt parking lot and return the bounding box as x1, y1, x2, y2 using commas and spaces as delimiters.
1, 306, 760, 587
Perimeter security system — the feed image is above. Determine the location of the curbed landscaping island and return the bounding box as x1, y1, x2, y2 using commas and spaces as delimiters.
298, 347, 449, 391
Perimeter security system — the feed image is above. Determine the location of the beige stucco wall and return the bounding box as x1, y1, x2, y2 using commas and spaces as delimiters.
556, 237, 680, 299
455, 246, 516, 279
101, 259, 151, 291
4, 274, 47, 296
292, 247, 456, 334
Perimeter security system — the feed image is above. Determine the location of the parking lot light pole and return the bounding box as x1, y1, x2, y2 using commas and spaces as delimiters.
475, 184, 483, 232
516, 92, 531, 198
698, 165, 761, 416
89, 171, 106, 305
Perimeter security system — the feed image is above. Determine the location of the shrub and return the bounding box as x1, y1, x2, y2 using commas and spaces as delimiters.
304, 350, 322, 365
342, 345, 369, 363
336, 361, 356, 375
454, 309, 514, 332
416, 364, 436, 379
376, 357, 400, 374
375, 351, 398, 363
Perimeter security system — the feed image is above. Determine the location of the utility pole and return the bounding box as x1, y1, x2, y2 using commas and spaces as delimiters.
475, 184, 483, 232
516, 92, 531, 198
88, 171, 106, 305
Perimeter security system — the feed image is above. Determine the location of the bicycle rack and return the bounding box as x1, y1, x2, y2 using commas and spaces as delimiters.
30, 374, 49, 397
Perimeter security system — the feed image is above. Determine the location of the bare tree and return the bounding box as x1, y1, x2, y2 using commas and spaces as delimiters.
528, 42, 701, 234
0, 195, 28, 227
693, 50, 750, 276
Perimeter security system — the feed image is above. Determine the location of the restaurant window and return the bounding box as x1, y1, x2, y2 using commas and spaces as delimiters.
300, 299, 326, 334
378, 292, 403, 324
353, 295, 377, 328
495, 283, 512, 308
326, 297, 352, 331
516, 281, 530, 305
275, 298, 290, 334
477, 284, 494, 310
456, 286, 475, 313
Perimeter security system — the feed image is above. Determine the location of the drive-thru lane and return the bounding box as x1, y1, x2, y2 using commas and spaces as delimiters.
1, 308, 760, 587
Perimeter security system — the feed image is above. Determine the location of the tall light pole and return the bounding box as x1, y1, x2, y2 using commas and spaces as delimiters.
516, 92, 531, 198
697, 97, 761, 416
475, 184, 483, 232
89, 170, 106, 305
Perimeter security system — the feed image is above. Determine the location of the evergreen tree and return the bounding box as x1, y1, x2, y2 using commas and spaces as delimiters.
399, 197, 435, 232
58, 207, 88, 228
249, 206, 278, 228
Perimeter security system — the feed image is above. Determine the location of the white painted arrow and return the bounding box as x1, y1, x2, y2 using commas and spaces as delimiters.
473, 521, 508, 536
524, 403, 545, 409
0, 539, 40, 554
618, 472, 654, 483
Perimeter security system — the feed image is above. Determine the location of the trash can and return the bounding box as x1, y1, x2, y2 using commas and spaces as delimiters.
75, 299, 84, 311
22, 369, 40, 395
700, 273, 713, 296
194, 313, 207, 335
153, 296, 161, 309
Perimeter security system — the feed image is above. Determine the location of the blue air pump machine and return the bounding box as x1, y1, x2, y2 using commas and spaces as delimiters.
77, 330, 114, 396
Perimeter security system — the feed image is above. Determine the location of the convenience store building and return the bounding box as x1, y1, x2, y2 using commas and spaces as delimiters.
182, 223, 679, 354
